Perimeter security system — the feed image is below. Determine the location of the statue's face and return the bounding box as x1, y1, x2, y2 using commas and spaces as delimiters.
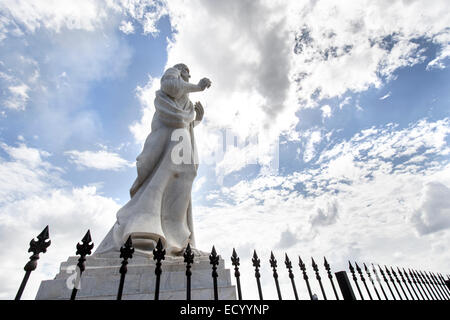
180, 67, 190, 82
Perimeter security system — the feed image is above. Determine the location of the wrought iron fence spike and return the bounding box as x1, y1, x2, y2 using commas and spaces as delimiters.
298, 255, 313, 300
70, 230, 94, 300
15, 226, 51, 300
312, 256, 326, 300
284, 253, 298, 300
209, 245, 219, 300
324, 256, 339, 300
252, 250, 263, 300
183, 243, 194, 300
230, 248, 242, 300
269, 252, 282, 300
117, 236, 134, 300
152, 238, 165, 300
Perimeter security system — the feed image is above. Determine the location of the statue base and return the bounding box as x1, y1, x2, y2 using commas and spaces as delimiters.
35, 252, 236, 300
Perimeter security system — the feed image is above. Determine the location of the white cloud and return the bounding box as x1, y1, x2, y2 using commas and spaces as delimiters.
0, 141, 121, 299
303, 130, 322, 163
5, 83, 29, 110
119, 20, 134, 34
412, 182, 450, 235
65, 149, 134, 171
379, 92, 391, 100
132, 0, 450, 179
321, 104, 332, 118
191, 117, 450, 299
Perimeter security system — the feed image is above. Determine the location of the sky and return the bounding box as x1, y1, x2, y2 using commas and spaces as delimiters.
0, 0, 449, 300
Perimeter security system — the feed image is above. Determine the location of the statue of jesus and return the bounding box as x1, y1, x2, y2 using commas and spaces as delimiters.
96, 63, 211, 256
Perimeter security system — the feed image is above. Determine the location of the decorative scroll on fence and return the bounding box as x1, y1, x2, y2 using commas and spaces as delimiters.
14, 228, 450, 300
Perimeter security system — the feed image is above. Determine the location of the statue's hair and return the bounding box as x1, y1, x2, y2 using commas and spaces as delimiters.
173, 63, 189, 73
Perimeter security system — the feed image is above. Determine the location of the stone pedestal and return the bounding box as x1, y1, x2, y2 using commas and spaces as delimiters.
35, 252, 236, 300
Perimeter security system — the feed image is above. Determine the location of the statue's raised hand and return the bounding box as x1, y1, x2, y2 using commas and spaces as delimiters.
198, 78, 211, 90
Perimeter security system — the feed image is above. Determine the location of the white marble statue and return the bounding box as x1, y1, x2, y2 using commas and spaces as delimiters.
96, 63, 211, 256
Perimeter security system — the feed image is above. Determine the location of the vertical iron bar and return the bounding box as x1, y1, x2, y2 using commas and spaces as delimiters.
312, 257, 326, 300
372, 264, 388, 300
397, 267, 414, 300
356, 262, 372, 300
183, 243, 194, 301
209, 246, 219, 301
285, 254, 298, 300
324, 257, 339, 300
252, 250, 263, 300
335, 271, 356, 300
153, 238, 165, 300
15, 271, 31, 301
70, 230, 94, 300
435, 272, 450, 299
364, 263, 380, 300
299, 256, 313, 300
231, 248, 242, 300
117, 236, 134, 300
411, 269, 429, 300
385, 266, 402, 300
403, 268, 420, 300
379, 265, 395, 300
349, 261, 364, 300
391, 267, 408, 300
410, 269, 428, 300
269, 252, 282, 300
15, 226, 51, 300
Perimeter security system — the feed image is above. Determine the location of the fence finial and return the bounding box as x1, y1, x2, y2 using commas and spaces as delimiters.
209, 246, 219, 300
252, 250, 263, 300
231, 248, 242, 300
270, 252, 282, 300
299, 256, 313, 300
183, 243, 194, 300
70, 230, 94, 300
285, 253, 298, 300
117, 235, 134, 300
153, 238, 165, 300
15, 226, 51, 300
324, 257, 339, 300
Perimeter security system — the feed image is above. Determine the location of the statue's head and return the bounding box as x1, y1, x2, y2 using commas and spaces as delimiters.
173, 63, 190, 82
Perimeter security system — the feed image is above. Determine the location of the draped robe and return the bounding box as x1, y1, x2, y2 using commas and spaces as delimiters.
96, 67, 199, 256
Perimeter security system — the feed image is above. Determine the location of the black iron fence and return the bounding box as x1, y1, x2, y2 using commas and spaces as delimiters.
14, 226, 450, 300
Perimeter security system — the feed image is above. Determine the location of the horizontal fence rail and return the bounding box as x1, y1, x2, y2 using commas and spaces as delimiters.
14, 228, 450, 300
